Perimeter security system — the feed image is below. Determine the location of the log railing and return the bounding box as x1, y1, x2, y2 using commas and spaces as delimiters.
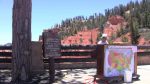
0, 45, 150, 69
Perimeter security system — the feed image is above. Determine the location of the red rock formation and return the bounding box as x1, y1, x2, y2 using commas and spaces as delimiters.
61, 28, 99, 45
60, 15, 149, 45
108, 15, 125, 25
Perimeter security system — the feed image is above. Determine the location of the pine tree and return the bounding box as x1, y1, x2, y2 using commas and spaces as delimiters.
12, 0, 32, 83
130, 16, 140, 44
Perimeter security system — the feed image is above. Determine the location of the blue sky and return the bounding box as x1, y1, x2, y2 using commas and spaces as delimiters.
0, 0, 141, 44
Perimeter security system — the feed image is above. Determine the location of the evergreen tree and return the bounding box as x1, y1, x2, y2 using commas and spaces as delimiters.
48, 0, 149, 40
121, 36, 129, 42
130, 16, 140, 44
12, 0, 32, 82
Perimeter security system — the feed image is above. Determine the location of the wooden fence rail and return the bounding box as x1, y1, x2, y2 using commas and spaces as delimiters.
0, 45, 150, 69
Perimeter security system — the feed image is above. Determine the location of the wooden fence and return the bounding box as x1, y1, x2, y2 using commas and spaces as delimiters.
0, 45, 150, 69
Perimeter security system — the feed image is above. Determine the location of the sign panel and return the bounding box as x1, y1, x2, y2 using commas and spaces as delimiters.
43, 30, 61, 58
104, 46, 137, 77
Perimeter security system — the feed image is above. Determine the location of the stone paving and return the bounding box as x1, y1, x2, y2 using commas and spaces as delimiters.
53, 65, 150, 84
131, 65, 150, 84
0, 65, 150, 84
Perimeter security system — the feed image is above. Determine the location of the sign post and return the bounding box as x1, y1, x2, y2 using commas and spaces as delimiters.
43, 30, 61, 83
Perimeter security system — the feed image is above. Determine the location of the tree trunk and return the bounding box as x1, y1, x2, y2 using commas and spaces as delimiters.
12, 0, 32, 82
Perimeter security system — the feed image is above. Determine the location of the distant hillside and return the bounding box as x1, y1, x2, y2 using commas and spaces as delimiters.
61, 15, 126, 45
61, 28, 99, 45
42, 0, 150, 45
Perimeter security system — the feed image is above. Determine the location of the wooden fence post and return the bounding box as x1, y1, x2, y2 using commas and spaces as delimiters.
49, 57, 55, 83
